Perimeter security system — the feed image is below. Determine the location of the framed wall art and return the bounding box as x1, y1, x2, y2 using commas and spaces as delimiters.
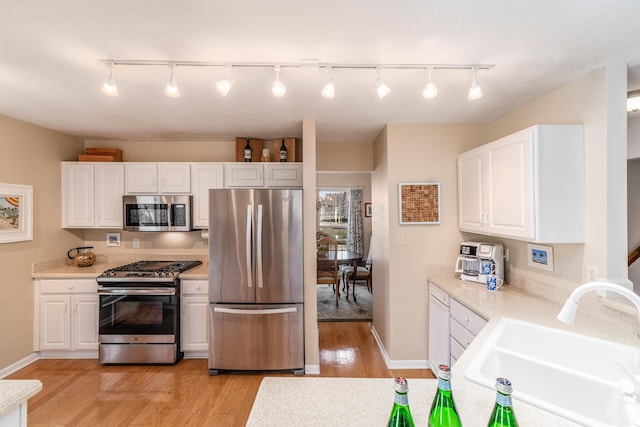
106, 232, 121, 247
0, 183, 33, 243
398, 182, 440, 225
527, 243, 554, 271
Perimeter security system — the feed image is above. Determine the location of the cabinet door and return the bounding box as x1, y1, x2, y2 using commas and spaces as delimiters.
72, 295, 99, 350
224, 164, 264, 187
457, 148, 485, 233
191, 163, 224, 228
265, 163, 302, 188
95, 163, 125, 228
159, 163, 191, 193
40, 295, 71, 350
126, 163, 158, 193
181, 295, 209, 353
62, 163, 94, 228
485, 128, 534, 239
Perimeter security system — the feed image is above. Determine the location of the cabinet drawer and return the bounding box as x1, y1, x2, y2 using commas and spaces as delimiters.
40, 279, 97, 294
450, 317, 476, 350
450, 299, 487, 336
450, 337, 465, 363
181, 280, 208, 295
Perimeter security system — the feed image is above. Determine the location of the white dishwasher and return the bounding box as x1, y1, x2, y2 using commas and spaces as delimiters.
428, 283, 450, 375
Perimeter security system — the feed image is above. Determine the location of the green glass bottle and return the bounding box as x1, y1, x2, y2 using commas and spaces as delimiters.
486, 377, 519, 427
387, 377, 416, 427
428, 364, 462, 427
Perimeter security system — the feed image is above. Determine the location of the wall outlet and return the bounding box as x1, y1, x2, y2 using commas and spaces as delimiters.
587, 265, 598, 282
504, 248, 509, 262
133, 238, 140, 249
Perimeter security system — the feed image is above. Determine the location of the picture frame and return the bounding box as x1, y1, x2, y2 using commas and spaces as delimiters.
0, 183, 33, 244
106, 232, 121, 247
527, 243, 554, 271
364, 203, 372, 217
398, 182, 440, 225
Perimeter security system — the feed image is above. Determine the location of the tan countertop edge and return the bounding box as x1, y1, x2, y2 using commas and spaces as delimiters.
0, 380, 42, 417
428, 271, 640, 427
32, 255, 209, 279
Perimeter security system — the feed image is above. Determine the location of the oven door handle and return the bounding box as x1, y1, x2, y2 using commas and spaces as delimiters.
98, 288, 177, 296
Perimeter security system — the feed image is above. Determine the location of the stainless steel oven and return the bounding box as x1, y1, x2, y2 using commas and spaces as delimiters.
97, 260, 201, 364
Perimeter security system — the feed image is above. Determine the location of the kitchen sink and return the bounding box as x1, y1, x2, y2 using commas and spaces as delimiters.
464, 317, 640, 426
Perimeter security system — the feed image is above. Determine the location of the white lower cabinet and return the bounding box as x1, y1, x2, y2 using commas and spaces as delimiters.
449, 298, 487, 365
37, 279, 99, 355
181, 279, 209, 356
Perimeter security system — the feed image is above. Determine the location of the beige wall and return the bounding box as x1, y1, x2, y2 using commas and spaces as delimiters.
316, 141, 373, 172
372, 123, 486, 362
0, 115, 84, 371
85, 140, 235, 162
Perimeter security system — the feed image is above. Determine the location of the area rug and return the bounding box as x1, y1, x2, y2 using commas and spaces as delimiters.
316, 282, 372, 322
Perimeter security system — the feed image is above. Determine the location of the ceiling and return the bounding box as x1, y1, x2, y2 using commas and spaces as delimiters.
2, 1, 640, 143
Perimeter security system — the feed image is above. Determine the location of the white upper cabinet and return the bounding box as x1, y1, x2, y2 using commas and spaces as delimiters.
224, 163, 302, 188
458, 125, 584, 243
125, 163, 191, 194
191, 163, 224, 228
265, 163, 303, 187
62, 162, 124, 228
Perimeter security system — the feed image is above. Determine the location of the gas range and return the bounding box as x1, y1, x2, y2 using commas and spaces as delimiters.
97, 260, 202, 285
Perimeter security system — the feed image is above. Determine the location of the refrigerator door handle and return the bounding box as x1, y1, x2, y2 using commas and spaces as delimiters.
246, 204, 253, 289
256, 204, 264, 288
213, 307, 297, 315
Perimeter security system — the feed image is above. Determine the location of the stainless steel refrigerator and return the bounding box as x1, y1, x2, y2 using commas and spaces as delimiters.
208, 188, 304, 376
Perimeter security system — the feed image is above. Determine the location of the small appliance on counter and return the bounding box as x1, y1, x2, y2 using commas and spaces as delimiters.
454, 241, 504, 286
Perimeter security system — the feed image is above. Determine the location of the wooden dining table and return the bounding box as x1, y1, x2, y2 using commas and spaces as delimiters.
317, 250, 362, 300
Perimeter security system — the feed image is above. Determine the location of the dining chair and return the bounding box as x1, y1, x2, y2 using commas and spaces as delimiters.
342, 244, 372, 302
316, 236, 339, 306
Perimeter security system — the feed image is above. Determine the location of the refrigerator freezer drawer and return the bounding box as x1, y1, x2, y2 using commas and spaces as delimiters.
208, 303, 304, 375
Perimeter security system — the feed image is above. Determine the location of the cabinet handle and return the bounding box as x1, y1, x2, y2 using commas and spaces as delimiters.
74, 303, 78, 314
64, 303, 68, 313
465, 316, 470, 323
196, 285, 201, 291
69, 285, 74, 290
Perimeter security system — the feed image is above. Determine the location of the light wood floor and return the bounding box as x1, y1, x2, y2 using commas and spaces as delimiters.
8, 322, 434, 426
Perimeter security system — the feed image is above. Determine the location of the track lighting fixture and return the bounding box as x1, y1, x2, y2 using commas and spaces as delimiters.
423, 67, 438, 99
101, 62, 118, 96
272, 65, 286, 97
100, 59, 494, 101
467, 67, 483, 100
215, 65, 235, 96
321, 67, 335, 99
375, 67, 391, 99
164, 64, 180, 98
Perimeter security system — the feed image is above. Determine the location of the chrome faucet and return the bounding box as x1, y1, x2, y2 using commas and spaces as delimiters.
557, 281, 640, 325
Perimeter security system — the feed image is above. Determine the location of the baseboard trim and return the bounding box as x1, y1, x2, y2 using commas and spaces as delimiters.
0, 353, 39, 379
304, 364, 320, 375
370, 325, 429, 370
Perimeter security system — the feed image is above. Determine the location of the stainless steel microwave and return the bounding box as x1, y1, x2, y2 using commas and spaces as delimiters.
123, 195, 193, 232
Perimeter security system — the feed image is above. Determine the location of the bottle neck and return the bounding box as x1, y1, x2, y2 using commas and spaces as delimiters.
394, 391, 409, 406
495, 392, 513, 408
438, 378, 452, 392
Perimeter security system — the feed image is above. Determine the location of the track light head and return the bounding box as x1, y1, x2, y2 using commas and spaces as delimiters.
423, 67, 438, 99
101, 63, 118, 96
375, 67, 391, 99
321, 67, 335, 99
215, 65, 235, 96
467, 67, 483, 100
272, 65, 286, 97
165, 64, 180, 98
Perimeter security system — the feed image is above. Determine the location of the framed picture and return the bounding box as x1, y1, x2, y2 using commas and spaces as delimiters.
0, 184, 33, 244
527, 244, 554, 271
365, 203, 372, 217
398, 182, 440, 225
106, 232, 121, 247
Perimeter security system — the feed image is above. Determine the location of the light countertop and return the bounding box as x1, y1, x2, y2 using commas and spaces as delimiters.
0, 380, 42, 417
427, 272, 640, 427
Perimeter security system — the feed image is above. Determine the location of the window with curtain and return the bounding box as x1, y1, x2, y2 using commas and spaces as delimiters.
317, 188, 364, 255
